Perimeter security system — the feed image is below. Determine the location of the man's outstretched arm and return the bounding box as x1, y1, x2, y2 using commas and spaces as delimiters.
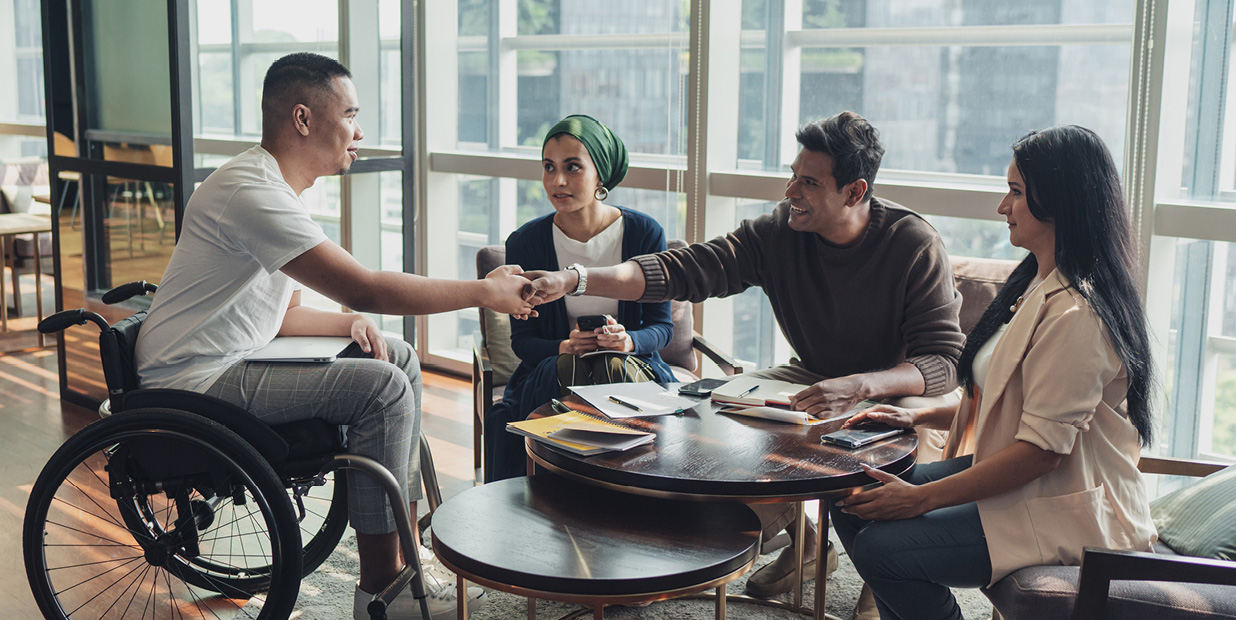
527, 261, 648, 304
282, 240, 536, 316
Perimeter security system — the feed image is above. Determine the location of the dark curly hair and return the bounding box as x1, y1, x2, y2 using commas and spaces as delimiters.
795, 111, 885, 202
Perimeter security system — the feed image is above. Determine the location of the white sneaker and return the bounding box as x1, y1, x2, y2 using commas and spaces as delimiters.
353, 573, 486, 620
417, 545, 450, 580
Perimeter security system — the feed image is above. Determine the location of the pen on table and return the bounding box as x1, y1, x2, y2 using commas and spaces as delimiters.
738, 384, 760, 398
608, 396, 643, 412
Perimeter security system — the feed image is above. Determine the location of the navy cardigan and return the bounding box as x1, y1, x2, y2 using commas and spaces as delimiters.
504, 206, 675, 381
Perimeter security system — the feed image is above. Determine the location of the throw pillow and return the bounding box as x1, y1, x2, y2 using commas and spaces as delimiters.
481, 309, 520, 385
1151, 463, 1236, 561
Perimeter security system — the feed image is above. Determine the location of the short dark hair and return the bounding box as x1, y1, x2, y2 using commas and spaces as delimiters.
260, 52, 352, 123
795, 111, 884, 202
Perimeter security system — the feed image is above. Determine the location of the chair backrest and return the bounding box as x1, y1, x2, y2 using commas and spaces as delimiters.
950, 255, 1019, 335
475, 241, 697, 378
99, 310, 147, 399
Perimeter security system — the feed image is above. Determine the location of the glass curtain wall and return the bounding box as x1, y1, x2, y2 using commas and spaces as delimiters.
423, 0, 1236, 463
13, 0, 1235, 459
1157, 0, 1236, 460
424, 0, 690, 364
189, 0, 408, 336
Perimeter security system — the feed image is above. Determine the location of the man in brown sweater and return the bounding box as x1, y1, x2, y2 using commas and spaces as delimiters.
526, 111, 964, 600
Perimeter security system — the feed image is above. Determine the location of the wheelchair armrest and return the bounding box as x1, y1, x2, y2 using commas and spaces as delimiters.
691, 332, 743, 376
118, 389, 291, 462
1072, 547, 1236, 620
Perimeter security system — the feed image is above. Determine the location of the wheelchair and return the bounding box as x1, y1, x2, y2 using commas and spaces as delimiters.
24, 281, 442, 620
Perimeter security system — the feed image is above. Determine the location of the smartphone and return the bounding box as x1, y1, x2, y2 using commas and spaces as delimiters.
820, 425, 905, 449
577, 315, 608, 332
677, 377, 730, 398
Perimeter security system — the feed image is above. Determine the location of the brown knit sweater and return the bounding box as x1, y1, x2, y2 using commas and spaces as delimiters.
633, 198, 964, 396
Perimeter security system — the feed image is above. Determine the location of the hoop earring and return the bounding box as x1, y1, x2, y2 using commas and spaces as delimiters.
594, 186, 608, 201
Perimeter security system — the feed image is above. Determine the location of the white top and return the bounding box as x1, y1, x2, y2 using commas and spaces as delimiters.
136, 146, 329, 391
553, 215, 623, 326
972, 321, 1008, 392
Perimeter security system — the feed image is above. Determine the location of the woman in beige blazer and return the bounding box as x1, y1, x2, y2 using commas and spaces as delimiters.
830, 125, 1157, 620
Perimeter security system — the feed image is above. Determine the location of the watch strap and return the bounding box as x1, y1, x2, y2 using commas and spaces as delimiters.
566, 263, 588, 296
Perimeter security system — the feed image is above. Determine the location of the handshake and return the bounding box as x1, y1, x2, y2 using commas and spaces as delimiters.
479, 265, 584, 319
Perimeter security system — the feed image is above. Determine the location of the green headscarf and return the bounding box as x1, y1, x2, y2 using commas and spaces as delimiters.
542, 114, 629, 191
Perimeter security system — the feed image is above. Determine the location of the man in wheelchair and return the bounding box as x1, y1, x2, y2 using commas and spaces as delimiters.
135, 53, 534, 619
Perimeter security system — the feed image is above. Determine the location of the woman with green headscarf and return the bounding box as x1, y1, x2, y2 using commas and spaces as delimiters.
483, 115, 676, 482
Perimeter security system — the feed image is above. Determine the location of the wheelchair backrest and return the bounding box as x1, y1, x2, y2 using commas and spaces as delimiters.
100, 310, 147, 399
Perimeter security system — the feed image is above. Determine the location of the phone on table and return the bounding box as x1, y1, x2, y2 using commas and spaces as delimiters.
820, 424, 905, 449
577, 315, 608, 332
677, 377, 730, 398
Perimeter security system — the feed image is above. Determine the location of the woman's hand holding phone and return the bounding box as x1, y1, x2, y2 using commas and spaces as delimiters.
594, 315, 633, 352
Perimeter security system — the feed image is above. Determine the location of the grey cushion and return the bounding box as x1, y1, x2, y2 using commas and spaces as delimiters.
1153, 464, 1236, 562
658, 298, 696, 373
657, 239, 696, 373
481, 308, 520, 385
986, 537, 1236, 619
951, 255, 1019, 335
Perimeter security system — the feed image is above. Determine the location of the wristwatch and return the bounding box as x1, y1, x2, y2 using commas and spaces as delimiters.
565, 263, 588, 296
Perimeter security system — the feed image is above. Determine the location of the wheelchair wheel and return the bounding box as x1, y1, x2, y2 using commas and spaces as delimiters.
24, 409, 302, 620
292, 470, 349, 576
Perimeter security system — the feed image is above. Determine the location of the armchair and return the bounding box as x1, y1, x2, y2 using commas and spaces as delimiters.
470, 241, 743, 476
985, 456, 1236, 619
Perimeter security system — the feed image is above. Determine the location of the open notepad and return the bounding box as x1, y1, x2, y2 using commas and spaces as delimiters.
568, 383, 700, 418
710, 375, 807, 407
506, 410, 654, 456
718, 399, 880, 426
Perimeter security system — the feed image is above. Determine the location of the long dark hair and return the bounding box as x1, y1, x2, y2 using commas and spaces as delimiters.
957, 126, 1155, 446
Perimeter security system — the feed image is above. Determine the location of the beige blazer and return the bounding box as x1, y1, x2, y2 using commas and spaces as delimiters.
943, 269, 1155, 585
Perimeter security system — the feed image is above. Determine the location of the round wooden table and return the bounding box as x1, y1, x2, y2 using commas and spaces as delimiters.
525, 393, 919, 619
432, 475, 762, 619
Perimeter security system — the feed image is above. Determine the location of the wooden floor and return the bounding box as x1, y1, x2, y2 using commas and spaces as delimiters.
0, 347, 478, 619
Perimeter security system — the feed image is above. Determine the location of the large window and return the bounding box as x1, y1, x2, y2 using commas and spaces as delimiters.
721, 0, 1133, 367
1155, 0, 1236, 460
8, 0, 1233, 461
425, 0, 691, 362
189, 0, 407, 337
420, 0, 1236, 465
0, 0, 45, 159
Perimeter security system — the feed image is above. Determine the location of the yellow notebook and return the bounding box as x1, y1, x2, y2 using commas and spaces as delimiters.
506, 411, 654, 456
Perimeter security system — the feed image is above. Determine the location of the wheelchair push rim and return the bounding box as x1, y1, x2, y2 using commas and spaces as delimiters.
24, 409, 302, 620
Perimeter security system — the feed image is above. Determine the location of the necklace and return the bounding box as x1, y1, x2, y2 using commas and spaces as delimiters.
1009, 278, 1045, 314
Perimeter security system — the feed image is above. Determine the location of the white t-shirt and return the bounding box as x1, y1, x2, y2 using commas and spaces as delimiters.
972, 321, 1008, 393
553, 215, 622, 326
136, 146, 329, 391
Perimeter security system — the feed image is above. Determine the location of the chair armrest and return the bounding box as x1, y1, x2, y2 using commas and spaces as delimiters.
1072, 547, 1236, 620
691, 332, 743, 376
472, 331, 496, 417
1137, 455, 1228, 477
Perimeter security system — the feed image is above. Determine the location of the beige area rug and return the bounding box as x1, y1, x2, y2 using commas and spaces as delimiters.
241, 528, 995, 620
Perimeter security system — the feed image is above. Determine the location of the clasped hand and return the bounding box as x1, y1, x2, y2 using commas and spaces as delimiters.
520, 269, 572, 305
484, 265, 543, 319
487, 266, 587, 319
